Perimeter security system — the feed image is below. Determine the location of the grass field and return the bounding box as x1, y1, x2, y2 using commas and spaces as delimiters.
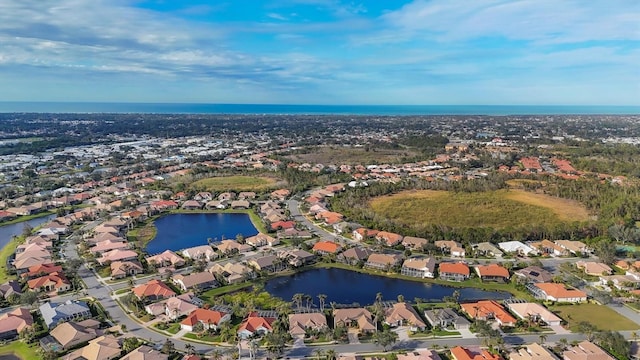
285, 146, 421, 165
549, 303, 640, 331
191, 175, 282, 192
0, 341, 40, 360
369, 189, 591, 229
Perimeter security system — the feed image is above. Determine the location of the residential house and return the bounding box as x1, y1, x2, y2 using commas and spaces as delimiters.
39, 300, 92, 329
230, 200, 250, 209
472, 242, 504, 258
438, 262, 470, 282
365, 253, 403, 270
402, 236, 429, 251
270, 189, 291, 200
61, 335, 121, 360
460, 300, 517, 327
248, 255, 280, 273
352, 228, 379, 242
238, 192, 256, 200
509, 343, 559, 360
21, 263, 63, 280
338, 247, 372, 266
181, 245, 217, 262
423, 308, 470, 330
531, 283, 587, 303
120, 345, 168, 360
398, 350, 442, 360
531, 240, 568, 257
49, 321, 99, 350
288, 312, 328, 337
384, 302, 426, 331
451, 346, 503, 360
194, 192, 213, 201
475, 263, 510, 282
181, 200, 202, 210
0, 280, 22, 300
271, 220, 295, 231
498, 241, 537, 256
216, 240, 252, 254
245, 233, 279, 247
146, 250, 185, 268
0, 308, 33, 340
312, 241, 342, 256
401, 258, 436, 278
172, 272, 217, 292
514, 266, 553, 283
435, 240, 466, 258
576, 261, 613, 276
375, 231, 404, 247
506, 302, 562, 326
97, 249, 138, 265
145, 296, 199, 319
27, 272, 71, 294
600, 274, 640, 290
333, 308, 376, 333
563, 341, 615, 360
554, 240, 590, 256
237, 312, 276, 339
89, 240, 129, 255
132, 280, 176, 302
209, 262, 255, 284
180, 308, 231, 332
110, 260, 144, 279
279, 249, 316, 267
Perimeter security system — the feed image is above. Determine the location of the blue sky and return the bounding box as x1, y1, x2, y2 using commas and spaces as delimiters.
0, 0, 638, 105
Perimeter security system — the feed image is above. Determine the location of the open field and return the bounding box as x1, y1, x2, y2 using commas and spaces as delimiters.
548, 303, 640, 331
191, 175, 282, 192
0, 341, 40, 360
285, 145, 421, 165
369, 189, 591, 229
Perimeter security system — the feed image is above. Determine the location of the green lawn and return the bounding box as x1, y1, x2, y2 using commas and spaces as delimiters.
549, 303, 640, 331
200, 282, 253, 302
154, 322, 181, 334
183, 332, 223, 343
190, 175, 281, 192
369, 189, 591, 230
0, 341, 41, 360
0, 235, 26, 283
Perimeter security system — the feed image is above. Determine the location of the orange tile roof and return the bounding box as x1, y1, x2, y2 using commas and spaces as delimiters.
451, 346, 503, 360
438, 262, 470, 276
534, 283, 587, 300
460, 300, 516, 325
181, 308, 228, 327
312, 241, 342, 254
475, 263, 510, 278
132, 279, 176, 299
238, 314, 275, 333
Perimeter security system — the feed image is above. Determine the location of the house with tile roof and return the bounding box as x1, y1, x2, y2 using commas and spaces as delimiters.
401, 258, 436, 278
514, 266, 553, 283
237, 312, 276, 339
288, 312, 328, 337
460, 300, 516, 327
506, 302, 562, 326
333, 308, 376, 333
384, 302, 426, 331
39, 300, 91, 329
531, 283, 587, 303
576, 261, 613, 276
145, 250, 185, 268
172, 272, 217, 292
209, 262, 255, 284
439, 262, 470, 282
0, 307, 33, 340
475, 263, 510, 282
338, 247, 372, 266
97, 249, 138, 265
435, 240, 466, 258
451, 346, 503, 360
61, 335, 121, 360
180, 308, 231, 332
312, 241, 342, 255
423, 308, 470, 330
509, 343, 558, 360
248, 255, 280, 273
554, 240, 590, 256
376, 231, 404, 247
402, 236, 429, 250
132, 279, 176, 301
245, 233, 280, 247
27, 272, 71, 294
352, 228, 379, 242
110, 260, 144, 279
120, 345, 168, 360
563, 341, 615, 360
49, 321, 99, 350
365, 253, 403, 270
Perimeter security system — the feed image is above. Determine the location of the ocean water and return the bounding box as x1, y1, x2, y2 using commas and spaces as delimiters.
0, 102, 638, 115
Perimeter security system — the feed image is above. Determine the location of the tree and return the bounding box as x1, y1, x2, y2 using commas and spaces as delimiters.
160, 339, 175, 355
373, 329, 398, 351
314, 349, 325, 360
19, 291, 39, 308
397, 294, 405, 303
292, 293, 304, 310
264, 331, 287, 357
594, 239, 617, 264
538, 333, 548, 344
318, 294, 327, 312
122, 337, 142, 353
325, 348, 337, 360
577, 321, 598, 341
185, 343, 196, 355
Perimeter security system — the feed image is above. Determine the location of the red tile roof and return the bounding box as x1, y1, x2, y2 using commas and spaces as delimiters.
475, 263, 510, 278
132, 279, 176, 299
438, 262, 470, 276
181, 308, 228, 327
451, 346, 503, 360
312, 241, 342, 254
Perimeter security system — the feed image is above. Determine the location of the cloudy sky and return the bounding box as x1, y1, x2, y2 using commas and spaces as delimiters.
0, 0, 638, 105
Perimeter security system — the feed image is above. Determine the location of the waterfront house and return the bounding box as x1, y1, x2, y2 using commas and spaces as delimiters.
460, 300, 516, 327
434, 240, 466, 257
338, 247, 372, 266
110, 260, 144, 279
506, 302, 562, 326
288, 312, 328, 337
509, 343, 559, 360
563, 341, 615, 360
238, 312, 276, 339
401, 258, 436, 278
49, 321, 99, 350
245, 233, 279, 247
132, 280, 176, 302
475, 263, 510, 282
216, 240, 252, 254
423, 308, 470, 330
402, 236, 429, 250
180, 308, 231, 332
451, 346, 503, 360
333, 308, 376, 333
0, 307, 33, 340
181, 200, 202, 210
60, 335, 121, 360
514, 266, 553, 283
383, 302, 426, 331
531, 283, 587, 303
312, 241, 342, 255
209, 262, 255, 284
365, 253, 403, 270
248, 255, 279, 273
146, 250, 185, 268
279, 249, 316, 267
39, 300, 91, 329
230, 200, 250, 209
438, 262, 470, 282
120, 345, 168, 360
180, 245, 218, 262
375, 231, 403, 247
27, 272, 71, 294
172, 272, 217, 292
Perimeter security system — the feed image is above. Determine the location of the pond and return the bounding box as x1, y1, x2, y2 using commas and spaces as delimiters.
264, 267, 510, 306
0, 214, 56, 251
145, 213, 259, 253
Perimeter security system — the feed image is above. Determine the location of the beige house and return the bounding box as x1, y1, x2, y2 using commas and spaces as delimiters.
61, 335, 121, 360
563, 341, 614, 360
384, 302, 426, 331
180, 245, 218, 262
172, 272, 217, 292
289, 312, 328, 336
145, 250, 185, 268
209, 262, 254, 284
333, 308, 376, 333
50, 321, 99, 350
120, 345, 168, 360
509, 343, 559, 360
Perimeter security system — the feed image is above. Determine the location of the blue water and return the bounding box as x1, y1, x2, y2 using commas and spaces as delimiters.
145, 213, 258, 253
0, 215, 57, 250
264, 268, 509, 306
0, 102, 638, 115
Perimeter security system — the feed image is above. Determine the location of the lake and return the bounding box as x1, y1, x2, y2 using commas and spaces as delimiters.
145, 213, 258, 253
0, 215, 56, 251
264, 268, 510, 306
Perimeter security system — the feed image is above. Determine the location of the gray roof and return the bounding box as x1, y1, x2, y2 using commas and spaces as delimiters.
39, 300, 91, 328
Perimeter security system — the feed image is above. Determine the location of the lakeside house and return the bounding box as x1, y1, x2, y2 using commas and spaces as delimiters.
475, 263, 510, 282
365, 253, 403, 270
180, 245, 218, 262
338, 247, 372, 266
530, 283, 587, 303
401, 258, 436, 278
438, 262, 470, 282
146, 250, 185, 268
514, 266, 553, 283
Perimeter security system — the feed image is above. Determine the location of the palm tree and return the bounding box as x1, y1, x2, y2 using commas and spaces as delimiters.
318, 294, 327, 312
184, 343, 195, 355
314, 349, 325, 360
292, 293, 304, 310
325, 349, 337, 360
304, 294, 313, 310
538, 333, 548, 344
